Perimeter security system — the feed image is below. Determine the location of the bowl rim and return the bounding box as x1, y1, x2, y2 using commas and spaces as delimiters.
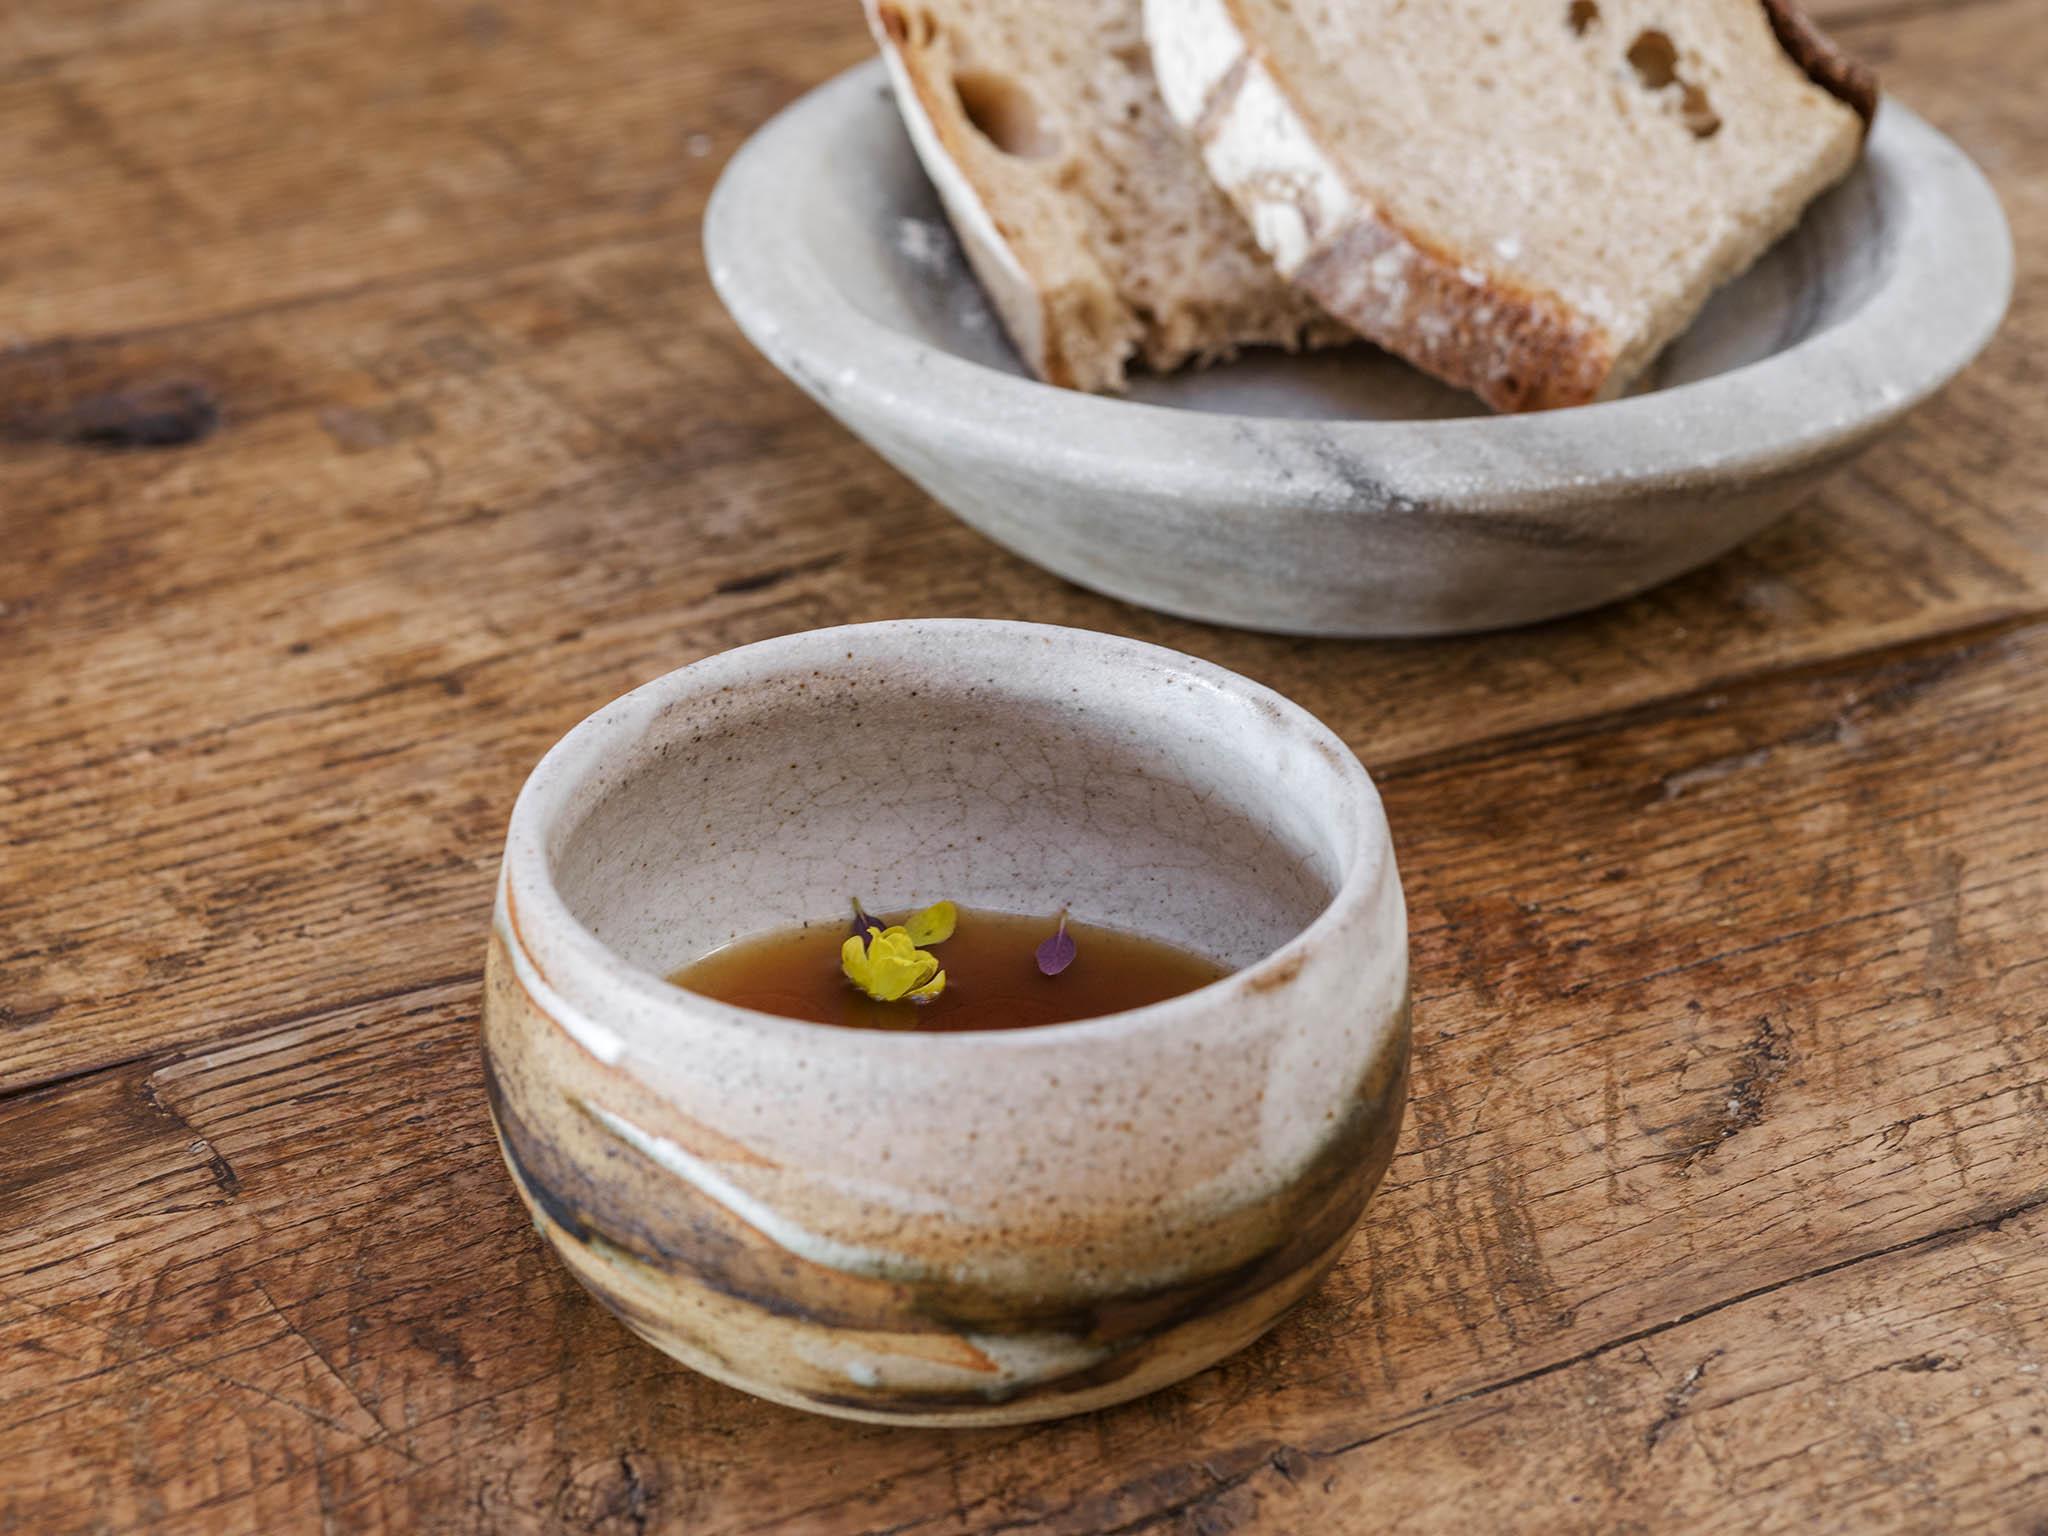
705, 60, 2012, 510
497, 619, 1402, 1055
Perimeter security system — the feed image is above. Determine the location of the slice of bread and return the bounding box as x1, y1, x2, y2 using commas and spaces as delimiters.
864, 0, 1347, 392
1145, 0, 1877, 411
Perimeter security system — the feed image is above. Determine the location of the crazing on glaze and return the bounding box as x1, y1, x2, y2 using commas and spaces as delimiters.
481, 620, 1411, 1425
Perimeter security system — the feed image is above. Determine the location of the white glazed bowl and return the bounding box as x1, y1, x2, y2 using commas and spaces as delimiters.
706, 63, 2010, 637
482, 620, 1409, 1424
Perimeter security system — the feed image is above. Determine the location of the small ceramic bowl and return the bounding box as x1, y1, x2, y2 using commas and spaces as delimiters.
706, 63, 2011, 637
482, 620, 1408, 1425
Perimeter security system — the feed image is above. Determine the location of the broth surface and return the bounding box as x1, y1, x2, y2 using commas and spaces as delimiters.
670, 908, 1230, 1032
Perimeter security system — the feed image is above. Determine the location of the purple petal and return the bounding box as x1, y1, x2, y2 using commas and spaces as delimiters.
1036, 924, 1077, 976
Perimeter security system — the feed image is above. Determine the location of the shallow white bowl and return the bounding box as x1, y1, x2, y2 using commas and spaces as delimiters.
707, 62, 2010, 637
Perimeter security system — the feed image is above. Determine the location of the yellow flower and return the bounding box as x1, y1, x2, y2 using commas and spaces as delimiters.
842, 924, 947, 1003
842, 900, 956, 1003
901, 900, 956, 946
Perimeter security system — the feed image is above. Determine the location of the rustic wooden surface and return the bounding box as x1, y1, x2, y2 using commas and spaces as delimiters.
3, 0, 2044, 1530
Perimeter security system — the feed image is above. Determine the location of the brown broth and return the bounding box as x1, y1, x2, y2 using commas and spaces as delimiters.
668, 907, 1230, 1032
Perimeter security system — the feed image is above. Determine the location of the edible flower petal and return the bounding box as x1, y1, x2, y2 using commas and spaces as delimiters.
903, 900, 957, 946
1036, 910, 1077, 976
842, 925, 945, 1003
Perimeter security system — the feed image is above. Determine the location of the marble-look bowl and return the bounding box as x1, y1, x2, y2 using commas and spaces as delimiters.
706, 63, 2010, 636
482, 620, 1409, 1425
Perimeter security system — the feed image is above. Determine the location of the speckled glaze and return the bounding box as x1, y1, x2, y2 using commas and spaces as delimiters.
705, 64, 2010, 636
482, 621, 1410, 1425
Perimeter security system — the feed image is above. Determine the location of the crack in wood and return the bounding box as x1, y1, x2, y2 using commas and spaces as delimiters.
0, 970, 481, 1108
712, 552, 846, 596
0, 208, 711, 367
979, 1449, 1278, 1536
0, 1, 2035, 1527
1672, 1016, 1793, 1174
1882, 1351, 1962, 1372
3, 377, 220, 450
246, 1273, 408, 1449
1656, 747, 1773, 801
1644, 1349, 1723, 1451
940, 1190, 2048, 1536
1377, 611, 2039, 786
138, 1077, 242, 1196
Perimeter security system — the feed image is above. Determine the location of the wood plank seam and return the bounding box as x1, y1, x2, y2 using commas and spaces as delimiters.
1374, 608, 2040, 786
0, 210, 708, 363
5, 612, 2036, 1106
0, 969, 483, 1111
947, 1192, 2048, 1536
0, 0, 2034, 1521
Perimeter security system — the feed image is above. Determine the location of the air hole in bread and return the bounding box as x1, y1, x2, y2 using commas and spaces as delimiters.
953, 71, 1062, 159
876, 2, 910, 45
1627, 30, 1721, 138
1567, 1, 1599, 35
1680, 83, 1722, 138
1627, 30, 1679, 88
916, 10, 938, 44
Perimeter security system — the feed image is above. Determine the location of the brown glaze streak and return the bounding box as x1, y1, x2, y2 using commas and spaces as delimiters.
482, 1023, 940, 1336
491, 1030, 1403, 1337
805, 1031, 1409, 1414
483, 952, 1411, 1412
487, 1060, 918, 1338
1246, 951, 1305, 992
497, 882, 551, 997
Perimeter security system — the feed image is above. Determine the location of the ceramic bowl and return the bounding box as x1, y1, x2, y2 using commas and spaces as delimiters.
482, 620, 1408, 1425
705, 63, 2011, 637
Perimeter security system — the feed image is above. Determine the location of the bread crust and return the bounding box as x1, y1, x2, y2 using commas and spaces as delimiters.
868, 0, 1352, 393
1762, 0, 1880, 131
864, 1, 1074, 386
1158, 0, 1618, 410
1147, 0, 1877, 412
1292, 211, 1616, 414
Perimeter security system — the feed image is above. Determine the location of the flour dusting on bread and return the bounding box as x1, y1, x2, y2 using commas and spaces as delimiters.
864, 0, 1345, 392
1142, 0, 1872, 411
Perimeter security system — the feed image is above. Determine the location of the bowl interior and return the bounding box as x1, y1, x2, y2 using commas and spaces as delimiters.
541, 631, 1364, 985
811, 74, 1895, 421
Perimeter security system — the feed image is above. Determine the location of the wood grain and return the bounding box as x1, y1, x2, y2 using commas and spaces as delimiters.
7, 618, 2048, 1533
0, 1, 869, 341
2, 0, 2043, 1529
4, 18, 2044, 1086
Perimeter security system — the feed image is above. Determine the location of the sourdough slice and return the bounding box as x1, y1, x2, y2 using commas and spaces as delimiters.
1144, 0, 1876, 411
864, 0, 1346, 392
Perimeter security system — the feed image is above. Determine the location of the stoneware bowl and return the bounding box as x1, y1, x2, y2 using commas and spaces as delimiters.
705, 63, 2011, 637
482, 620, 1410, 1425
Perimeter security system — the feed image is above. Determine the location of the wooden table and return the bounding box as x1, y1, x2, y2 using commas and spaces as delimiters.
3, 0, 2043, 1529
